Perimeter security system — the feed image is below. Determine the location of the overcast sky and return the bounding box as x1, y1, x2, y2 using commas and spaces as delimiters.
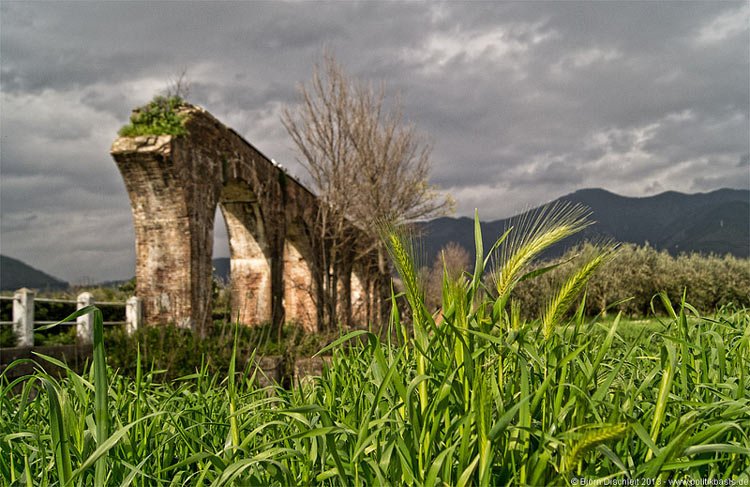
1, 1, 748, 283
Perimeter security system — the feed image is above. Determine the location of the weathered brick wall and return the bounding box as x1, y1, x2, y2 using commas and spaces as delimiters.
111, 105, 386, 335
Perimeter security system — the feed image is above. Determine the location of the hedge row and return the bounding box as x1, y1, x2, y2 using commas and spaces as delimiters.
509, 243, 749, 317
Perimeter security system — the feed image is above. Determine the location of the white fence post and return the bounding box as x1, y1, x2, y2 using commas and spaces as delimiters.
76, 292, 95, 344
126, 296, 142, 335
13, 288, 34, 347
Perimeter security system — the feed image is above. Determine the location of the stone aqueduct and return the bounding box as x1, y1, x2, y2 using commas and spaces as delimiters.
111, 104, 386, 335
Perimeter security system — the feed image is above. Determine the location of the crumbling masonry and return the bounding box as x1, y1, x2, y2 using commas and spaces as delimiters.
111, 104, 386, 335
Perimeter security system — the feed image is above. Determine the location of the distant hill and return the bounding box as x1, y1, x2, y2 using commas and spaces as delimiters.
415, 188, 750, 266
0, 255, 69, 291
2, 256, 232, 290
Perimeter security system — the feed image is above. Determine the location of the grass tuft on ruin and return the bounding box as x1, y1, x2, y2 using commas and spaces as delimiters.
118, 95, 188, 137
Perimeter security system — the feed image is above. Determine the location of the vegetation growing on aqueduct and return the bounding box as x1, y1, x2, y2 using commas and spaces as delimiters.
118, 95, 187, 137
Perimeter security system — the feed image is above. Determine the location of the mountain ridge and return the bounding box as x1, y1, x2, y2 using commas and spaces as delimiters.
0, 255, 69, 291
415, 187, 749, 266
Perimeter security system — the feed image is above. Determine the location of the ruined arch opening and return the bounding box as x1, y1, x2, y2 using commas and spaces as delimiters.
212, 209, 230, 281
219, 181, 272, 326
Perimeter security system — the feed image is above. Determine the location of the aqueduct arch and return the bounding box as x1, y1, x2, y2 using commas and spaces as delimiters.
111, 104, 385, 335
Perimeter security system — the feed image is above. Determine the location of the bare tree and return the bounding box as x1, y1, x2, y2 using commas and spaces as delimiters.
282, 52, 452, 329
165, 68, 191, 100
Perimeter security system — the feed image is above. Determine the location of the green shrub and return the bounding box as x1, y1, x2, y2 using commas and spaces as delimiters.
511, 243, 750, 317
0, 326, 13, 348
118, 95, 187, 137
104, 320, 333, 381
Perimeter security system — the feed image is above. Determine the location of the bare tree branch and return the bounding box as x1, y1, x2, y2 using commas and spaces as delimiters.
281, 51, 453, 329
165, 67, 191, 100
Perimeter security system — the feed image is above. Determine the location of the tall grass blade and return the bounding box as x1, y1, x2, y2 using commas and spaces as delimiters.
91, 307, 109, 486
646, 343, 676, 462
42, 377, 73, 485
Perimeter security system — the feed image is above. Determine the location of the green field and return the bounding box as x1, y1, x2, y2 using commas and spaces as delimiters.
2, 210, 749, 486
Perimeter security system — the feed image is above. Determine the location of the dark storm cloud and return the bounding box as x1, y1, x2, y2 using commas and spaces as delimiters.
1, 1, 748, 281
